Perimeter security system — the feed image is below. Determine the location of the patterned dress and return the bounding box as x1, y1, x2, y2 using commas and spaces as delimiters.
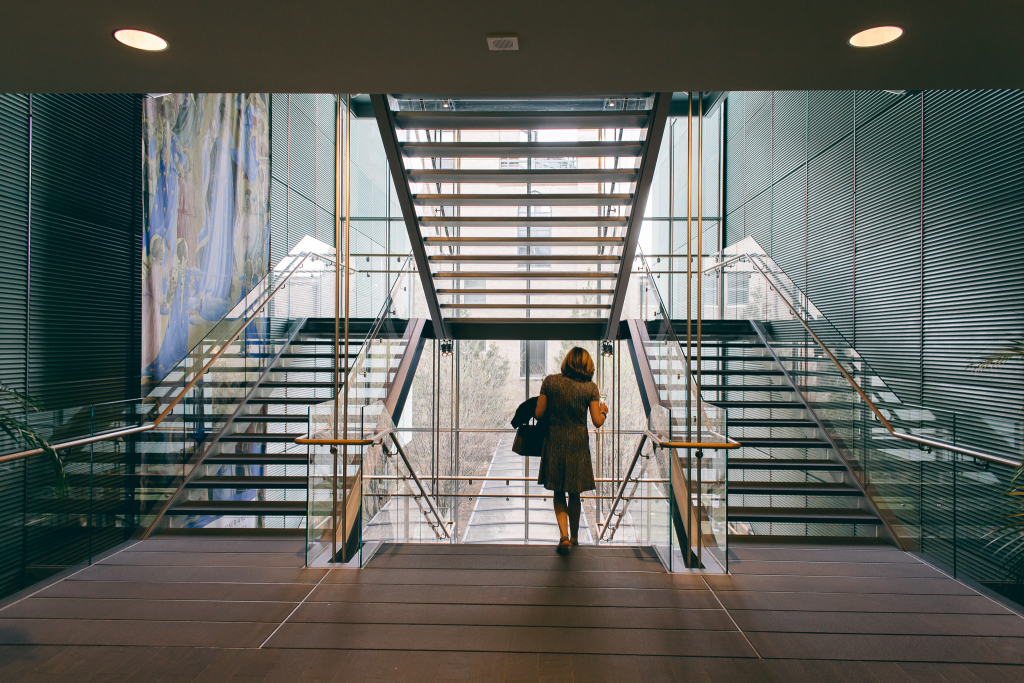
537, 373, 600, 494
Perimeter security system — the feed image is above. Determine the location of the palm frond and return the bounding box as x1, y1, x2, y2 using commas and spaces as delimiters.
968, 339, 1024, 371
0, 384, 67, 496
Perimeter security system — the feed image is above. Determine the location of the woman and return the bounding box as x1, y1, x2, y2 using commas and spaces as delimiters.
535, 346, 609, 554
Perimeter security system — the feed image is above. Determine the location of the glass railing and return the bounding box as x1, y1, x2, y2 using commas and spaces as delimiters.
134, 250, 334, 532
0, 249, 341, 597
709, 236, 1024, 591
300, 256, 436, 564
0, 397, 145, 597
628, 247, 734, 570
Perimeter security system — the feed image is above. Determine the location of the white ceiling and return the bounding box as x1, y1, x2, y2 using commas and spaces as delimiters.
3, 0, 1022, 93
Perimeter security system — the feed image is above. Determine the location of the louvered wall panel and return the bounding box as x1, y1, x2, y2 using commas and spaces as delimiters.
772, 92, 806, 182
29, 94, 141, 408
854, 94, 923, 405
770, 169, 805, 285
922, 90, 1024, 422
744, 104, 772, 201
270, 93, 337, 264
745, 91, 770, 121
807, 91, 853, 158
0, 94, 29, 599
806, 136, 855, 340
745, 190, 771, 254
725, 92, 745, 140
722, 88, 1024, 589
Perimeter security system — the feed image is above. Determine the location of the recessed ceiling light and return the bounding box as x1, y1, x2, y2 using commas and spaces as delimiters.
114, 29, 168, 51
849, 26, 903, 48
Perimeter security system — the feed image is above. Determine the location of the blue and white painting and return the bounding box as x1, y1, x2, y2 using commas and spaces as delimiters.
142, 93, 271, 384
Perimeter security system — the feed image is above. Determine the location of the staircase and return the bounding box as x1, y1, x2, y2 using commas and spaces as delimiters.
372, 93, 671, 340
645, 319, 890, 545
150, 318, 414, 534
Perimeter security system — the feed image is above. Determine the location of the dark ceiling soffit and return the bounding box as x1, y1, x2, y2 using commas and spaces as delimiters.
604, 91, 672, 339
370, 94, 447, 339
355, 93, 720, 119
444, 319, 608, 341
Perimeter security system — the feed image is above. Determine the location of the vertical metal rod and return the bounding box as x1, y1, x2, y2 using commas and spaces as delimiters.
697, 96, 704, 443
332, 94, 342, 557
685, 93, 693, 558
342, 94, 352, 556
696, 96, 705, 568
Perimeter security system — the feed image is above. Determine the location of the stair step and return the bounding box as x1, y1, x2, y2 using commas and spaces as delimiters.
219, 397, 334, 405
735, 438, 831, 448
219, 434, 307, 443
168, 500, 308, 516
205, 453, 309, 465
230, 415, 312, 423
675, 384, 794, 392
186, 476, 308, 489
728, 458, 846, 471
729, 482, 861, 496
729, 507, 881, 524
705, 401, 804, 409
728, 419, 816, 428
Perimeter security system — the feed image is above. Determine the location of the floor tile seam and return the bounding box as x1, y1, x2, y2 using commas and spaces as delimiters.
258, 567, 335, 648
96, 564, 310, 569
0, 617, 289, 625
726, 627, 1024, 638
706, 588, 977, 597
717, 607, 1014, 615
298, 601, 726, 611
0, 541, 143, 616
64, 579, 327, 586
319, 583, 706, 591
730, 559, 923, 566
281, 621, 742, 632
710, 572, 945, 580
904, 552, 1024, 621
699, 575, 763, 659
256, 644, 762, 658
13, 597, 305, 605
363, 567, 668, 573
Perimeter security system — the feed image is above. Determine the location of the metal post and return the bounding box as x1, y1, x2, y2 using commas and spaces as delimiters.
332, 94, 342, 557
685, 92, 693, 508
697, 95, 704, 449
695, 449, 703, 568
342, 94, 352, 558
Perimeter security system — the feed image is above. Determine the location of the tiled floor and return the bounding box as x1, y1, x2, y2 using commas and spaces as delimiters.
0, 537, 1022, 681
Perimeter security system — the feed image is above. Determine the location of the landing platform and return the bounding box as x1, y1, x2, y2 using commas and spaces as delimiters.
0, 538, 1022, 681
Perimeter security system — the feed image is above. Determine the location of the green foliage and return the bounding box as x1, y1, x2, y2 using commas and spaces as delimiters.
970, 337, 1024, 580
969, 338, 1024, 372
0, 384, 66, 495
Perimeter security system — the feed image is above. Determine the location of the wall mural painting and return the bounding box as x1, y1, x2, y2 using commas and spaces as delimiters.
142, 93, 271, 385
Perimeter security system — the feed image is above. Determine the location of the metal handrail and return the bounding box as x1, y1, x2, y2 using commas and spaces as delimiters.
297, 424, 451, 540
0, 252, 316, 465
707, 251, 1022, 469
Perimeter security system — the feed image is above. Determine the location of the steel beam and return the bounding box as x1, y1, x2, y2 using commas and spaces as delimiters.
605, 92, 672, 338
370, 94, 446, 339
384, 318, 428, 423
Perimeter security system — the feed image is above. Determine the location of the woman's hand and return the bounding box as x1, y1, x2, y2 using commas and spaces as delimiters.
590, 400, 609, 427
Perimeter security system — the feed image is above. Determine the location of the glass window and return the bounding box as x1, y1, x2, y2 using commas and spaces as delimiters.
520, 339, 547, 378
462, 279, 485, 305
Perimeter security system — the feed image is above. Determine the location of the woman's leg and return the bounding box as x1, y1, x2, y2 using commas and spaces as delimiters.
552, 491, 570, 540
567, 493, 582, 541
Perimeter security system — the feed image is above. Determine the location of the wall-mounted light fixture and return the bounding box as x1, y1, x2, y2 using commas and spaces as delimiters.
440, 340, 454, 356
601, 341, 614, 358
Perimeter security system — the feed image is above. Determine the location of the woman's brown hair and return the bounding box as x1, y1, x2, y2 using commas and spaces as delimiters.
561, 346, 595, 381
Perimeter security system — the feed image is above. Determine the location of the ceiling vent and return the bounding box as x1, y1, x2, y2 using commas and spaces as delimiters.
487, 35, 519, 51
